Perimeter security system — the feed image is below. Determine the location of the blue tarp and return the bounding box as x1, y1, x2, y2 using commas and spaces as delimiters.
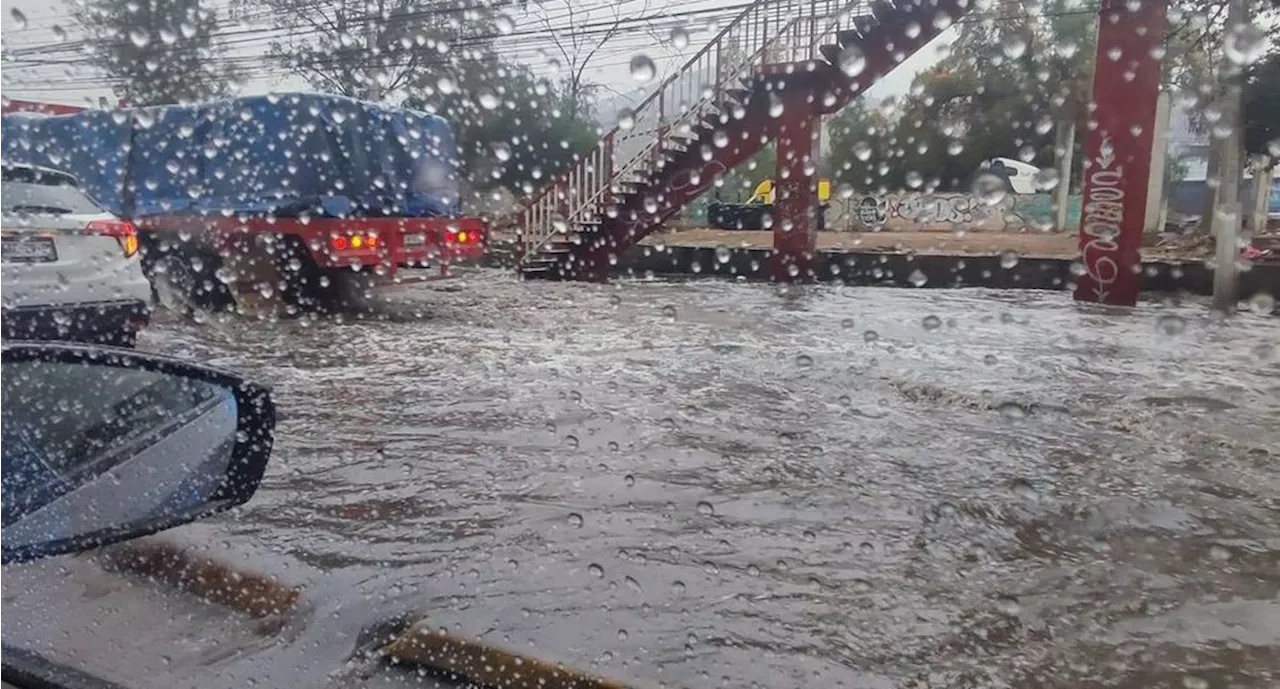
1, 93, 459, 218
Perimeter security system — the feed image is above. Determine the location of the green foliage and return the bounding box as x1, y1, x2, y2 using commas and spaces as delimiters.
1243, 51, 1280, 162
824, 0, 1096, 193
405, 55, 598, 195
73, 0, 239, 106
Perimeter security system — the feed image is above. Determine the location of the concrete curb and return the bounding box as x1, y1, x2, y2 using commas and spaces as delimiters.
383, 624, 631, 689
95, 538, 302, 618
93, 538, 630, 688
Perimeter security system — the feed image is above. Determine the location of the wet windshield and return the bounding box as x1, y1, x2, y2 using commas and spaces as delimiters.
2, 1, 1279, 688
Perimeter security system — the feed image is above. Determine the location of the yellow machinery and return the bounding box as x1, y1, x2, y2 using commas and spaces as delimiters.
708, 178, 831, 230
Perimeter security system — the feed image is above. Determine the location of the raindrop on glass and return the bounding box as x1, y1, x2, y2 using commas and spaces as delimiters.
1156, 314, 1186, 336
837, 45, 866, 77
568, 512, 584, 528
670, 27, 689, 49
630, 54, 656, 82
695, 501, 715, 516
921, 314, 942, 331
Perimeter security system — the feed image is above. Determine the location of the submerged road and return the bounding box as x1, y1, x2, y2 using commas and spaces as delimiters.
6, 271, 1280, 688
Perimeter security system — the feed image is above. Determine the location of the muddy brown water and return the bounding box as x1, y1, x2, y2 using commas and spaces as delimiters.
6, 271, 1280, 689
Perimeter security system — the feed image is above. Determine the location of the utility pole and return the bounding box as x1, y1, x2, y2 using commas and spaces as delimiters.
1053, 119, 1075, 231
364, 0, 382, 101
1211, 0, 1248, 313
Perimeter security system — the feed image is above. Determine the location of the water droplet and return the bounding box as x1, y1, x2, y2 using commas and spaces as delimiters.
565, 435, 580, 449
1225, 22, 1267, 66
921, 314, 942, 331
1208, 544, 1232, 561
436, 75, 456, 94
841, 318, 855, 329
852, 578, 873, 593
617, 628, 629, 640
802, 530, 816, 542
568, 512, 584, 528
128, 28, 150, 48
623, 474, 635, 487
661, 305, 677, 320
630, 54, 656, 82
476, 87, 499, 110
1181, 676, 1210, 689
10, 8, 27, 29
1034, 167, 1060, 191
795, 354, 813, 368
859, 541, 875, 555
495, 14, 515, 34
906, 171, 923, 189
712, 129, 729, 148
837, 45, 866, 77
999, 250, 1019, 270
863, 330, 879, 343
624, 575, 643, 595
907, 269, 928, 287
669, 27, 689, 49
696, 501, 715, 516
1156, 314, 1186, 336
1001, 35, 1027, 60
996, 402, 1028, 419
714, 245, 731, 264
995, 595, 1022, 615
1010, 478, 1039, 501
768, 92, 785, 118
853, 141, 872, 161
671, 580, 687, 594
587, 563, 605, 578
1249, 292, 1275, 314
616, 108, 635, 131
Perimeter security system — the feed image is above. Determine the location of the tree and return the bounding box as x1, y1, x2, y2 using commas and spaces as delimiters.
405, 53, 597, 196
254, 0, 498, 101
72, 0, 239, 106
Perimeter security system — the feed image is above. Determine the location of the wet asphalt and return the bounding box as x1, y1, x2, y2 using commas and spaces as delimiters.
5, 270, 1280, 689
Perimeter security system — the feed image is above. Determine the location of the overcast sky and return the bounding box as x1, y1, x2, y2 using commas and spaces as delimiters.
1, 0, 951, 117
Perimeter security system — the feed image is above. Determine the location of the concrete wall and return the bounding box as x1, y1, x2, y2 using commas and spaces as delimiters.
830, 192, 1083, 232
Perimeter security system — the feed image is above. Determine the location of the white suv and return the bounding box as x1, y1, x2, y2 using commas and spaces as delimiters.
1, 162, 151, 347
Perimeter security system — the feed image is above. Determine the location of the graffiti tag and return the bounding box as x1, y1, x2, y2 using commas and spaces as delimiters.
1079, 135, 1123, 301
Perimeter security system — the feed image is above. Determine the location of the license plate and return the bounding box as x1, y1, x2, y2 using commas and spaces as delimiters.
404, 233, 427, 247
1, 236, 58, 263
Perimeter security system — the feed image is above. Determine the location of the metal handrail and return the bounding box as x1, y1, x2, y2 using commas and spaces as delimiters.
517, 0, 876, 264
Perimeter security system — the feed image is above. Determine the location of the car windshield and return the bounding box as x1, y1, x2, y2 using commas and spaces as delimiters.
2, 1, 1279, 689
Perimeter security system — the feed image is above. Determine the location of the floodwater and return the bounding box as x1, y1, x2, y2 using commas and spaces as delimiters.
7, 271, 1280, 689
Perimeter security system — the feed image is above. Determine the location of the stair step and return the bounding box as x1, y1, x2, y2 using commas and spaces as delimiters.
820, 43, 841, 65
837, 28, 861, 46
724, 87, 752, 103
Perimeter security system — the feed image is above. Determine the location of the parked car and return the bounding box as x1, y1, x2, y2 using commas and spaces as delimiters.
1, 161, 151, 347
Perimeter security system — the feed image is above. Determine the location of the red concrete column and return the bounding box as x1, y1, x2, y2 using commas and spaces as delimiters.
771, 89, 819, 282
1075, 0, 1167, 305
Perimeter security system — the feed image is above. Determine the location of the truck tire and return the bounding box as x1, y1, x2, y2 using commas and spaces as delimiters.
275, 237, 342, 315
147, 250, 235, 315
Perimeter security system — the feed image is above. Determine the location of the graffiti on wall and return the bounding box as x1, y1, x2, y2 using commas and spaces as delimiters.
839, 192, 1083, 232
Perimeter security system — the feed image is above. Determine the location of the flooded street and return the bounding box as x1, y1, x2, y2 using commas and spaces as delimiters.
10, 272, 1280, 688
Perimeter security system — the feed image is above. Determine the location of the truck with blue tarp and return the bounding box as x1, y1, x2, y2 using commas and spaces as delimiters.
1, 93, 487, 312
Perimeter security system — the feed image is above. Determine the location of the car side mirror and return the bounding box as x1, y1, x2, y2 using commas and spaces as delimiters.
1, 343, 275, 564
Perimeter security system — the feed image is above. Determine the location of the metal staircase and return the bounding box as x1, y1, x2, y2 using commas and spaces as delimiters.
515, 0, 968, 280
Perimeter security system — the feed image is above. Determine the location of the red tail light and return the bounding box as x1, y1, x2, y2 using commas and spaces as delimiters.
85, 218, 139, 257
447, 229, 480, 244
330, 233, 379, 251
